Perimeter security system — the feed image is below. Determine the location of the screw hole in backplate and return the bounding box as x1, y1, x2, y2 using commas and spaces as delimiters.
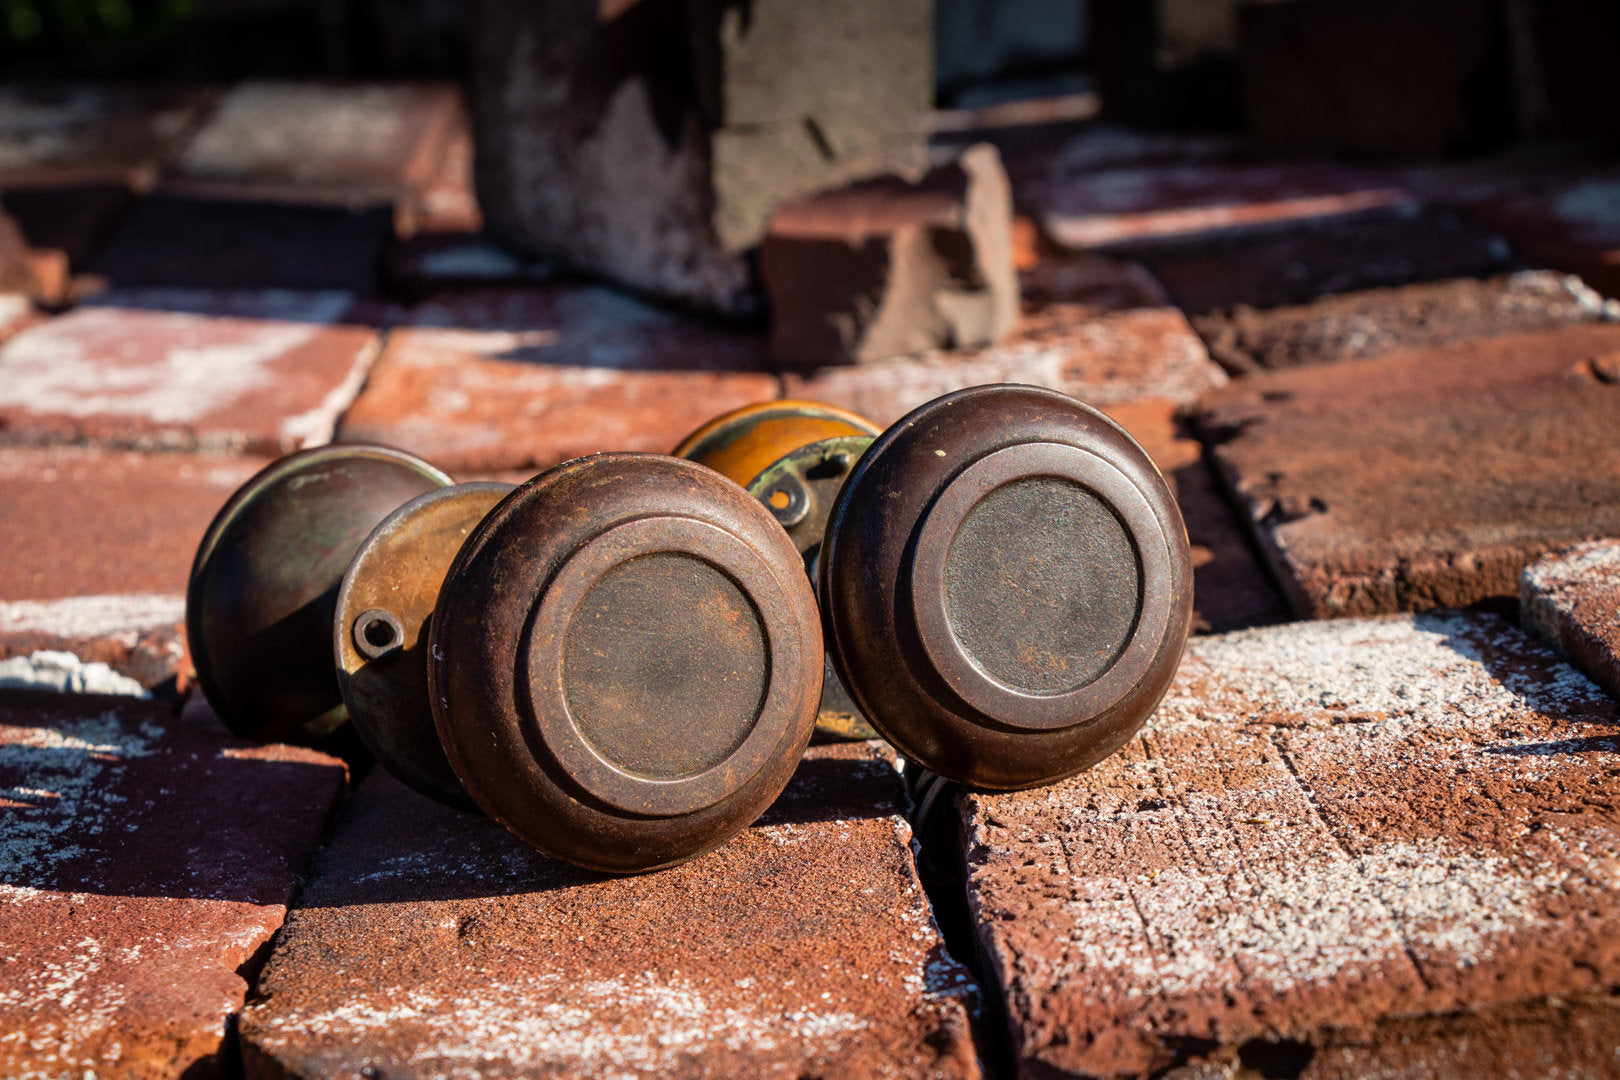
354, 608, 405, 660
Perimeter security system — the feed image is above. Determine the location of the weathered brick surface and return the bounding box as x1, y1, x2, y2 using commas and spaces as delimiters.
166, 82, 462, 207
336, 288, 777, 473
1522, 540, 1620, 704
988, 124, 1238, 202
88, 195, 392, 292
387, 235, 560, 297
962, 613, 1620, 1080
783, 307, 1225, 427
1400, 165, 1620, 300
1195, 323, 1620, 618
0, 446, 268, 601
240, 743, 982, 1080
0, 594, 185, 691
1101, 400, 1288, 635
0, 690, 347, 1079
1020, 160, 1412, 251
396, 106, 481, 237
762, 144, 1019, 367
1137, 206, 1517, 315
1196, 270, 1614, 374
1015, 248, 1169, 312
0, 290, 379, 454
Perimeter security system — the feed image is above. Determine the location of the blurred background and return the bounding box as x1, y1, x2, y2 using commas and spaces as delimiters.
3, 0, 1615, 143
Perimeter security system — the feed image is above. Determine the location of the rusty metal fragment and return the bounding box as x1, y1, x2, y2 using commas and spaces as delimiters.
427, 453, 823, 873
820, 384, 1194, 789
186, 444, 451, 745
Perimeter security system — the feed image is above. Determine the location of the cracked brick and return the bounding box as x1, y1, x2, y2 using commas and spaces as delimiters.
1522, 540, 1620, 704
239, 743, 982, 1080
0, 690, 346, 1079
962, 612, 1620, 1079
1194, 322, 1620, 618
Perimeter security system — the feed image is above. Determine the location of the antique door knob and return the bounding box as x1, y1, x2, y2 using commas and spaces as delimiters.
673, 400, 880, 560
819, 385, 1193, 790
186, 444, 451, 745
335, 481, 515, 811
428, 453, 823, 873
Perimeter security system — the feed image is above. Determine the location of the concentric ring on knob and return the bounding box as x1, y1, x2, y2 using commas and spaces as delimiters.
820, 384, 1193, 790
428, 453, 823, 873
908, 441, 1175, 731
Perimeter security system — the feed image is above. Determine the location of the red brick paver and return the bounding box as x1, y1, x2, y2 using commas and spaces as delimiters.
1141, 207, 1517, 315
1522, 540, 1620, 704
0, 293, 38, 343
963, 612, 1620, 1079
0, 594, 185, 691
1195, 323, 1620, 618
0, 446, 268, 601
165, 82, 462, 209
0, 290, 379, 454
336, 287, 778, 473
1401, 164, 1620, 300
0, 690, 346, 1079
1472, 174, 1620, 300
783, 307, 1225, 426
239, 744, 982, 1079
396, 108, 481, 237
1195, 270, 1614, 375
1019, 160, 1412, 250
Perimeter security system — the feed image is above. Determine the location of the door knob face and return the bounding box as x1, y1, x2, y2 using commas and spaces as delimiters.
820, 385, 1193, 790
186, 444, 452, 745
427, 453, 823, 873
335, 481, 514, 811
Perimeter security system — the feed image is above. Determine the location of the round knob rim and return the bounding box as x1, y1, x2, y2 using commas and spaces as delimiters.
428, 453, 823, 873
820, 384, 1194, 790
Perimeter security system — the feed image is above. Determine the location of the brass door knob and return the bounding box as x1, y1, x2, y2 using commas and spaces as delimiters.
428, 453, 823, 873
820, 385, 1193, 790
335, 481, 515, 811
186, 445, 451, 745
674, 400, 879, 559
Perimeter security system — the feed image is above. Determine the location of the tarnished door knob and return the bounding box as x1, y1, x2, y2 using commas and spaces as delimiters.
186, 444, 452, 745
428, 453, 824, 873
335, 481, 515, 811
820, 384, 1193, 790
